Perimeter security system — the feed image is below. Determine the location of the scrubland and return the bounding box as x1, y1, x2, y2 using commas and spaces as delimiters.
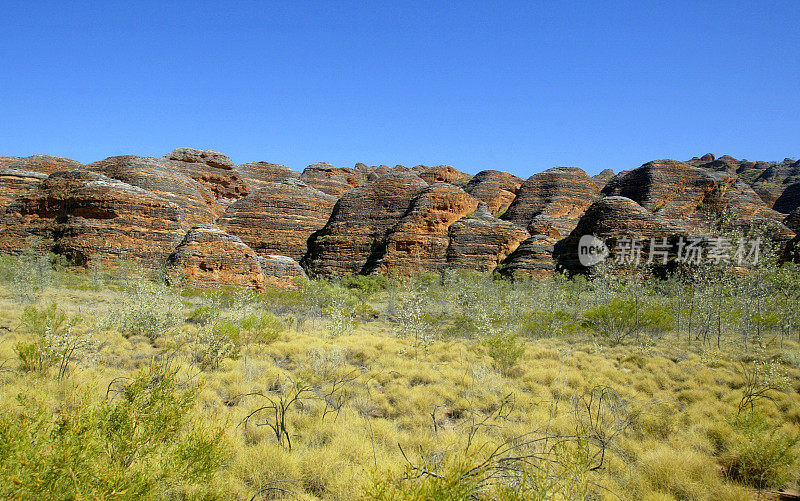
0, 252, 799, 500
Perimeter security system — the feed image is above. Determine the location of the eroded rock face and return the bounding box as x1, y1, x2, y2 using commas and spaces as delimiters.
163, 147, 248, 201
592, 169, 615, 190
446, 202, 529, 271
217, 179, 337, 261
602, 160, 725, 219
502, 167, 600, 239
87, 155, 218, 225
496, 235, 557, 278
413, 165, 472, 186
6, 155, 83, 174
773, 183, 800, 214
166, 225, 266, 290
0, 170, 184, 263
784, 208, 800, 234
302, 171, 428, 276
553, 196, 680, 273
165, 148, 234, 169
300, 163, 368, 197
258, 255, 307, 290
0, 169, 47, 208
375, 183, 478, 273
464, 170, 524, 215
235, 162, 300, 192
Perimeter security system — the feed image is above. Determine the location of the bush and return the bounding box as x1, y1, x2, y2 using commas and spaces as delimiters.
482, 333, 525, 374
581, 297, 673, 345
14, 303, 92, 379
721, 412, 800, 490
114, 279, 182, 341
0, 363, 226, 498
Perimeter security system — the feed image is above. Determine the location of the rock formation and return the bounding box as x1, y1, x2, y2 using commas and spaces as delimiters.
0, 170, 184, 263
258, 254, 307, 290
413, 165, 472, 186
0, 169, 47, 207
166, 225, 267, 290
87, 155, 218, 225
464, 170, 524, 214
496, 235, 557, 277
502, 167, 600, 238
302, 171, 428, 276
300, 162, 368, 197
5, 155, 83, 174
163, 148, 248, 201
592, 169, 615, 190
235, 162, 300, 191
446, 202, 529, 271
375, 183, 478, 273
553, 196, 680, 273
216, 179, 337, 261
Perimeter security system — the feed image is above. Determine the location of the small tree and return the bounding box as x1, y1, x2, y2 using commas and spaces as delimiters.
581, 297, 673, 345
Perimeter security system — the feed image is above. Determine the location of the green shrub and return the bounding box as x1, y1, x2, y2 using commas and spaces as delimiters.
581, 297, 673, 345
483, 333, 525, 374
14, 304, 91, 379
721, 411, 800, 490
0, 363, 226, 498
114, 279, 182, 341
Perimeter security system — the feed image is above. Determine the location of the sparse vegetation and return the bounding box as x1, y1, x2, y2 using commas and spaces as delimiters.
0, 250, 798, 499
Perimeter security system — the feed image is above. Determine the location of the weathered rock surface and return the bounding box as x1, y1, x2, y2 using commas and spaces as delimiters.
87, 155, 218, 225
258, 254, 307, 290
464, 170, 524, 214
784, 208, 800, 234
0, 157, 20, 168
235, 162, 300, 192
302, 171, 428, 276
375, 183, 478, 273
602, 160, 725, 219
0, 169, 47, 208
413, 165, 472, 186
592, 169, 615, 190
553, 196, 681, 273
0, 170, 184, 263
496, 235, 557, 278
163, 147, 248, 201
773, 183, 800, 214
5, 155, 83, 174
446, 202, 529, 271
502, 167, 600, 238
166, 225, 267, 290
217, 179, 337, 261
300, 162, 369, 197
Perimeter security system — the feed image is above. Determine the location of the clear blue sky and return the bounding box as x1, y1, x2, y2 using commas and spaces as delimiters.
1, 1, 798, 177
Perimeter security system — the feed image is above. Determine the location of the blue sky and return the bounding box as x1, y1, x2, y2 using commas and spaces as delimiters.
1, 1, 798, 177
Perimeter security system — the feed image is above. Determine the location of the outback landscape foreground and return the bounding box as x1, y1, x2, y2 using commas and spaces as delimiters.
0, 149, 798, 499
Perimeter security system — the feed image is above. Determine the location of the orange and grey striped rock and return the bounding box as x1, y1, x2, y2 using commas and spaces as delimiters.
163, 148, 249, 201
502, 167, 600, 239
235, 161, 300, 191
413, 165, 472, 186
496, 235, 558, 278
302, 171, 428, 276
592, 169, 615, 190
464, 170, 524, 215
166, 225, 267, 290
446, 202, 529, 272
166, 225, 306, 291
0, 170, 184, 263
5, 154, 83, 174
217, 179, 337, 261
0, 169, 47, 208
375, 183, 478, 273
300, 162, 369, 197
87, 155, 218, 225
